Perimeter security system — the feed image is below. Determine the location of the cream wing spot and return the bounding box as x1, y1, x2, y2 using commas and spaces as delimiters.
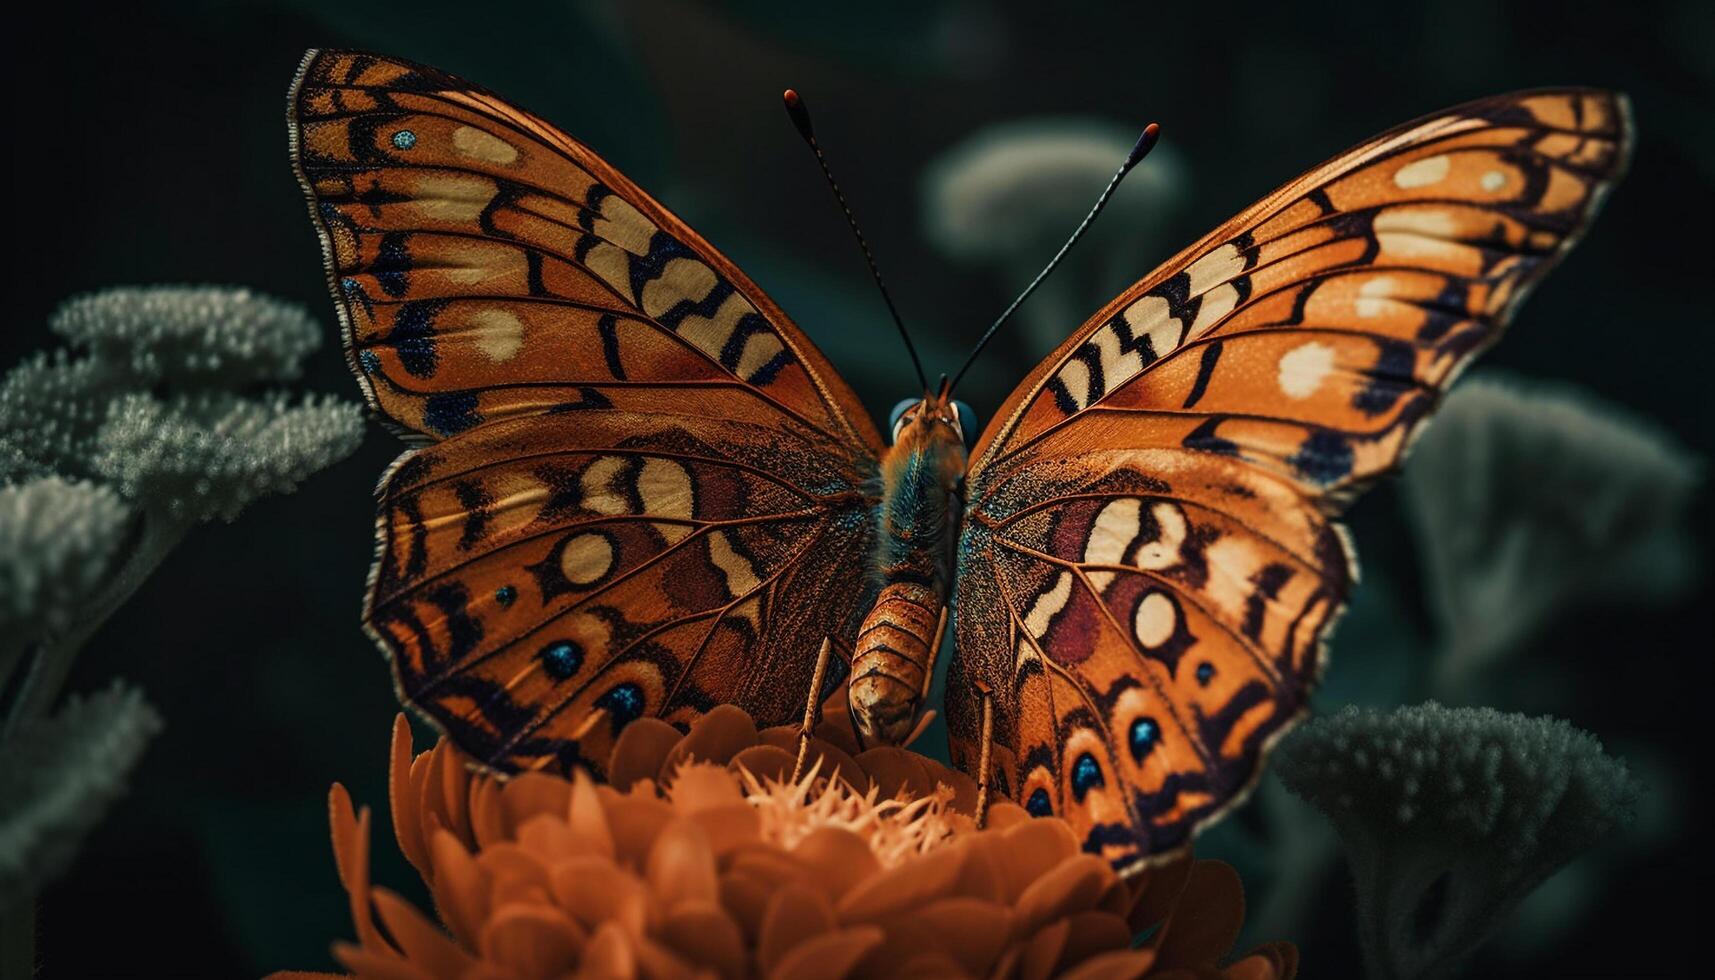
410, 173, 495, 221
451, 125, 520, 165
580, 456, 629, 515
707, 531, 760, 597
1355, 276, 1396, 318
560, 532, 615, 585
1277, 342, 1337, 399
1185, 243, 1245, 295
1084, 498, 1143, 567
1394, 154, 1452, 188
1135, 504, 1187, 570
467, 308, 524, 362
1024, 571, 1074, 637
1133, 592, 1177, 649
636, 458, 694, 519
1481, 170, 1507, 192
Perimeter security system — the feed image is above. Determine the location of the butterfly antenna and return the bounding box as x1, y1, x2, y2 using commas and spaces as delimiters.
784, 88, 929, 392
948, 122, 1162, 393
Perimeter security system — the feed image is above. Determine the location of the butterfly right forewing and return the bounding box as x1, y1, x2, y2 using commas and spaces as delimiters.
950, 89, 1632, 871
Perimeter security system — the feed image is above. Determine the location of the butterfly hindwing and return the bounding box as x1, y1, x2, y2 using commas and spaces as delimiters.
950, 89, 1631, 870
290, 50, 883, 772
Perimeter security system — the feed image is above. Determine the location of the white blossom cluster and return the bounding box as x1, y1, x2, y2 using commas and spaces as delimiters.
0, 285, 362, 911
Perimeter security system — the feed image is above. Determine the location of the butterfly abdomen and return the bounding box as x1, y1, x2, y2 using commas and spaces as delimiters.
850, 418, 965, 746
850, 581, 942, 744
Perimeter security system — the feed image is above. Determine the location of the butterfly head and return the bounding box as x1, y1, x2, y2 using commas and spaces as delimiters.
888, 392, 978, 450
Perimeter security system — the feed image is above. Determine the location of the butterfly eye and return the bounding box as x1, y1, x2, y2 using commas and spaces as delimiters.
888, 398, 919, 443
953, 400, 978, 448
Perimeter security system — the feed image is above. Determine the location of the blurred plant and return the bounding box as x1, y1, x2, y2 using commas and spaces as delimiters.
1402, 374, 1702, 696
0, 286, 361, 967
921, 118, 1189, 362
272, 707, 1298, 979
1274, 702, 1636, 980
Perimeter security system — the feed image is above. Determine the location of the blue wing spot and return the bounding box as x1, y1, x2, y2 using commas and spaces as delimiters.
1026, 788, 1053, 817
424, 392, 481, 435
1195, 662, 1215, 686
1129, 717, 1160, 763
340, 277, 360, 293
494, 585, 517, 607
391, 129, 418, 150
1071, 752, 1105, 801
537, 640, 583, 681
357, 350, 380, 374
595, 683, 645, 732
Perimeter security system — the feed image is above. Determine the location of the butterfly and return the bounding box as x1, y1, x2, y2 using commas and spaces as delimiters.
289, 48, 1630, 873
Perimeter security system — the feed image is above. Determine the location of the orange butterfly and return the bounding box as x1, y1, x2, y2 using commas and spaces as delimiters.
289, 49, 1629, 873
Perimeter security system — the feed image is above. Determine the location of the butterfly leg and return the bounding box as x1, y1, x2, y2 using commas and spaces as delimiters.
791, 636, 835, 784
919, 605, 949, 703
974, 687, 995, 828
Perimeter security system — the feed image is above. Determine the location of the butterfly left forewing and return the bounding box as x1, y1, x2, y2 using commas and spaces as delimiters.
290, 50, 883, 773
951, 89, 1631, 870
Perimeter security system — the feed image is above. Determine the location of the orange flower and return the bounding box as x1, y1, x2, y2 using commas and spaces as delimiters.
271, 706, 1294, 979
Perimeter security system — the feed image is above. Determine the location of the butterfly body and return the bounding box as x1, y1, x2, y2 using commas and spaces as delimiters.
290, 49, 1629, 872
850, 390, 967, 745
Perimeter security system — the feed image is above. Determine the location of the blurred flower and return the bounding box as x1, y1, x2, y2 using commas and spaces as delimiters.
1402, 374, 1703, 693
0, 683, 161, 911
0, 478, 131, 647
2, 286, 363, 525
273, 706, 1296, 979
921, 118, 1188, 362
1274, 702, 1635, 980
0, 286, 360, 946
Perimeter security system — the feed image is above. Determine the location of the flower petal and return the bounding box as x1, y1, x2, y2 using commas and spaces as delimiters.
728, 744, 797, 785
607, 718, 683, 792
1128, 854, 1194, 937
668, 762, 746, 813
568, 768, 616, 859
835, 839, 965, 922
370, 887, 476, 976
479, 902, 584, 975
661, 704, 758, 777
1017, 919, 1070, 980
995, 818, 1080, 903
758, 882, 838, 974
549, 856, 646, 932
1155, 860, 1245, 968
605, 793, 675, 869
1013, 854, 1112, 937
659, 900, 747, 977
427, 829, 487, 949
1054, 947, 1158, 980
389, 715, 429, 879
332, 942, 430, 980
905, 896, 1013, 976
647, 818, 720, 909
718, 870, 777, 943
581, 921, 637, 979
766, 926, 884, 980
688, 803, 763, 860
1057, 910, 1133, 971
789, 827, 880, 903
467, 777, 508, 851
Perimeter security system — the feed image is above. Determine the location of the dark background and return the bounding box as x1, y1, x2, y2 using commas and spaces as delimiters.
6, 0, 1710, 975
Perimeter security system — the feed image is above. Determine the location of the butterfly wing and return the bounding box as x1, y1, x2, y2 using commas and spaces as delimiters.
949, 89, 1631, 869
290, 50, 883, 774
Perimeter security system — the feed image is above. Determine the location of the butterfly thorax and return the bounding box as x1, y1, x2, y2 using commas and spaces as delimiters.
850, 396, 968, 747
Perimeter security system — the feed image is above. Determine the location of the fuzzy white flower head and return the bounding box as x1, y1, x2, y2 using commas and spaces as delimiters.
1403, 373, 1703, 691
